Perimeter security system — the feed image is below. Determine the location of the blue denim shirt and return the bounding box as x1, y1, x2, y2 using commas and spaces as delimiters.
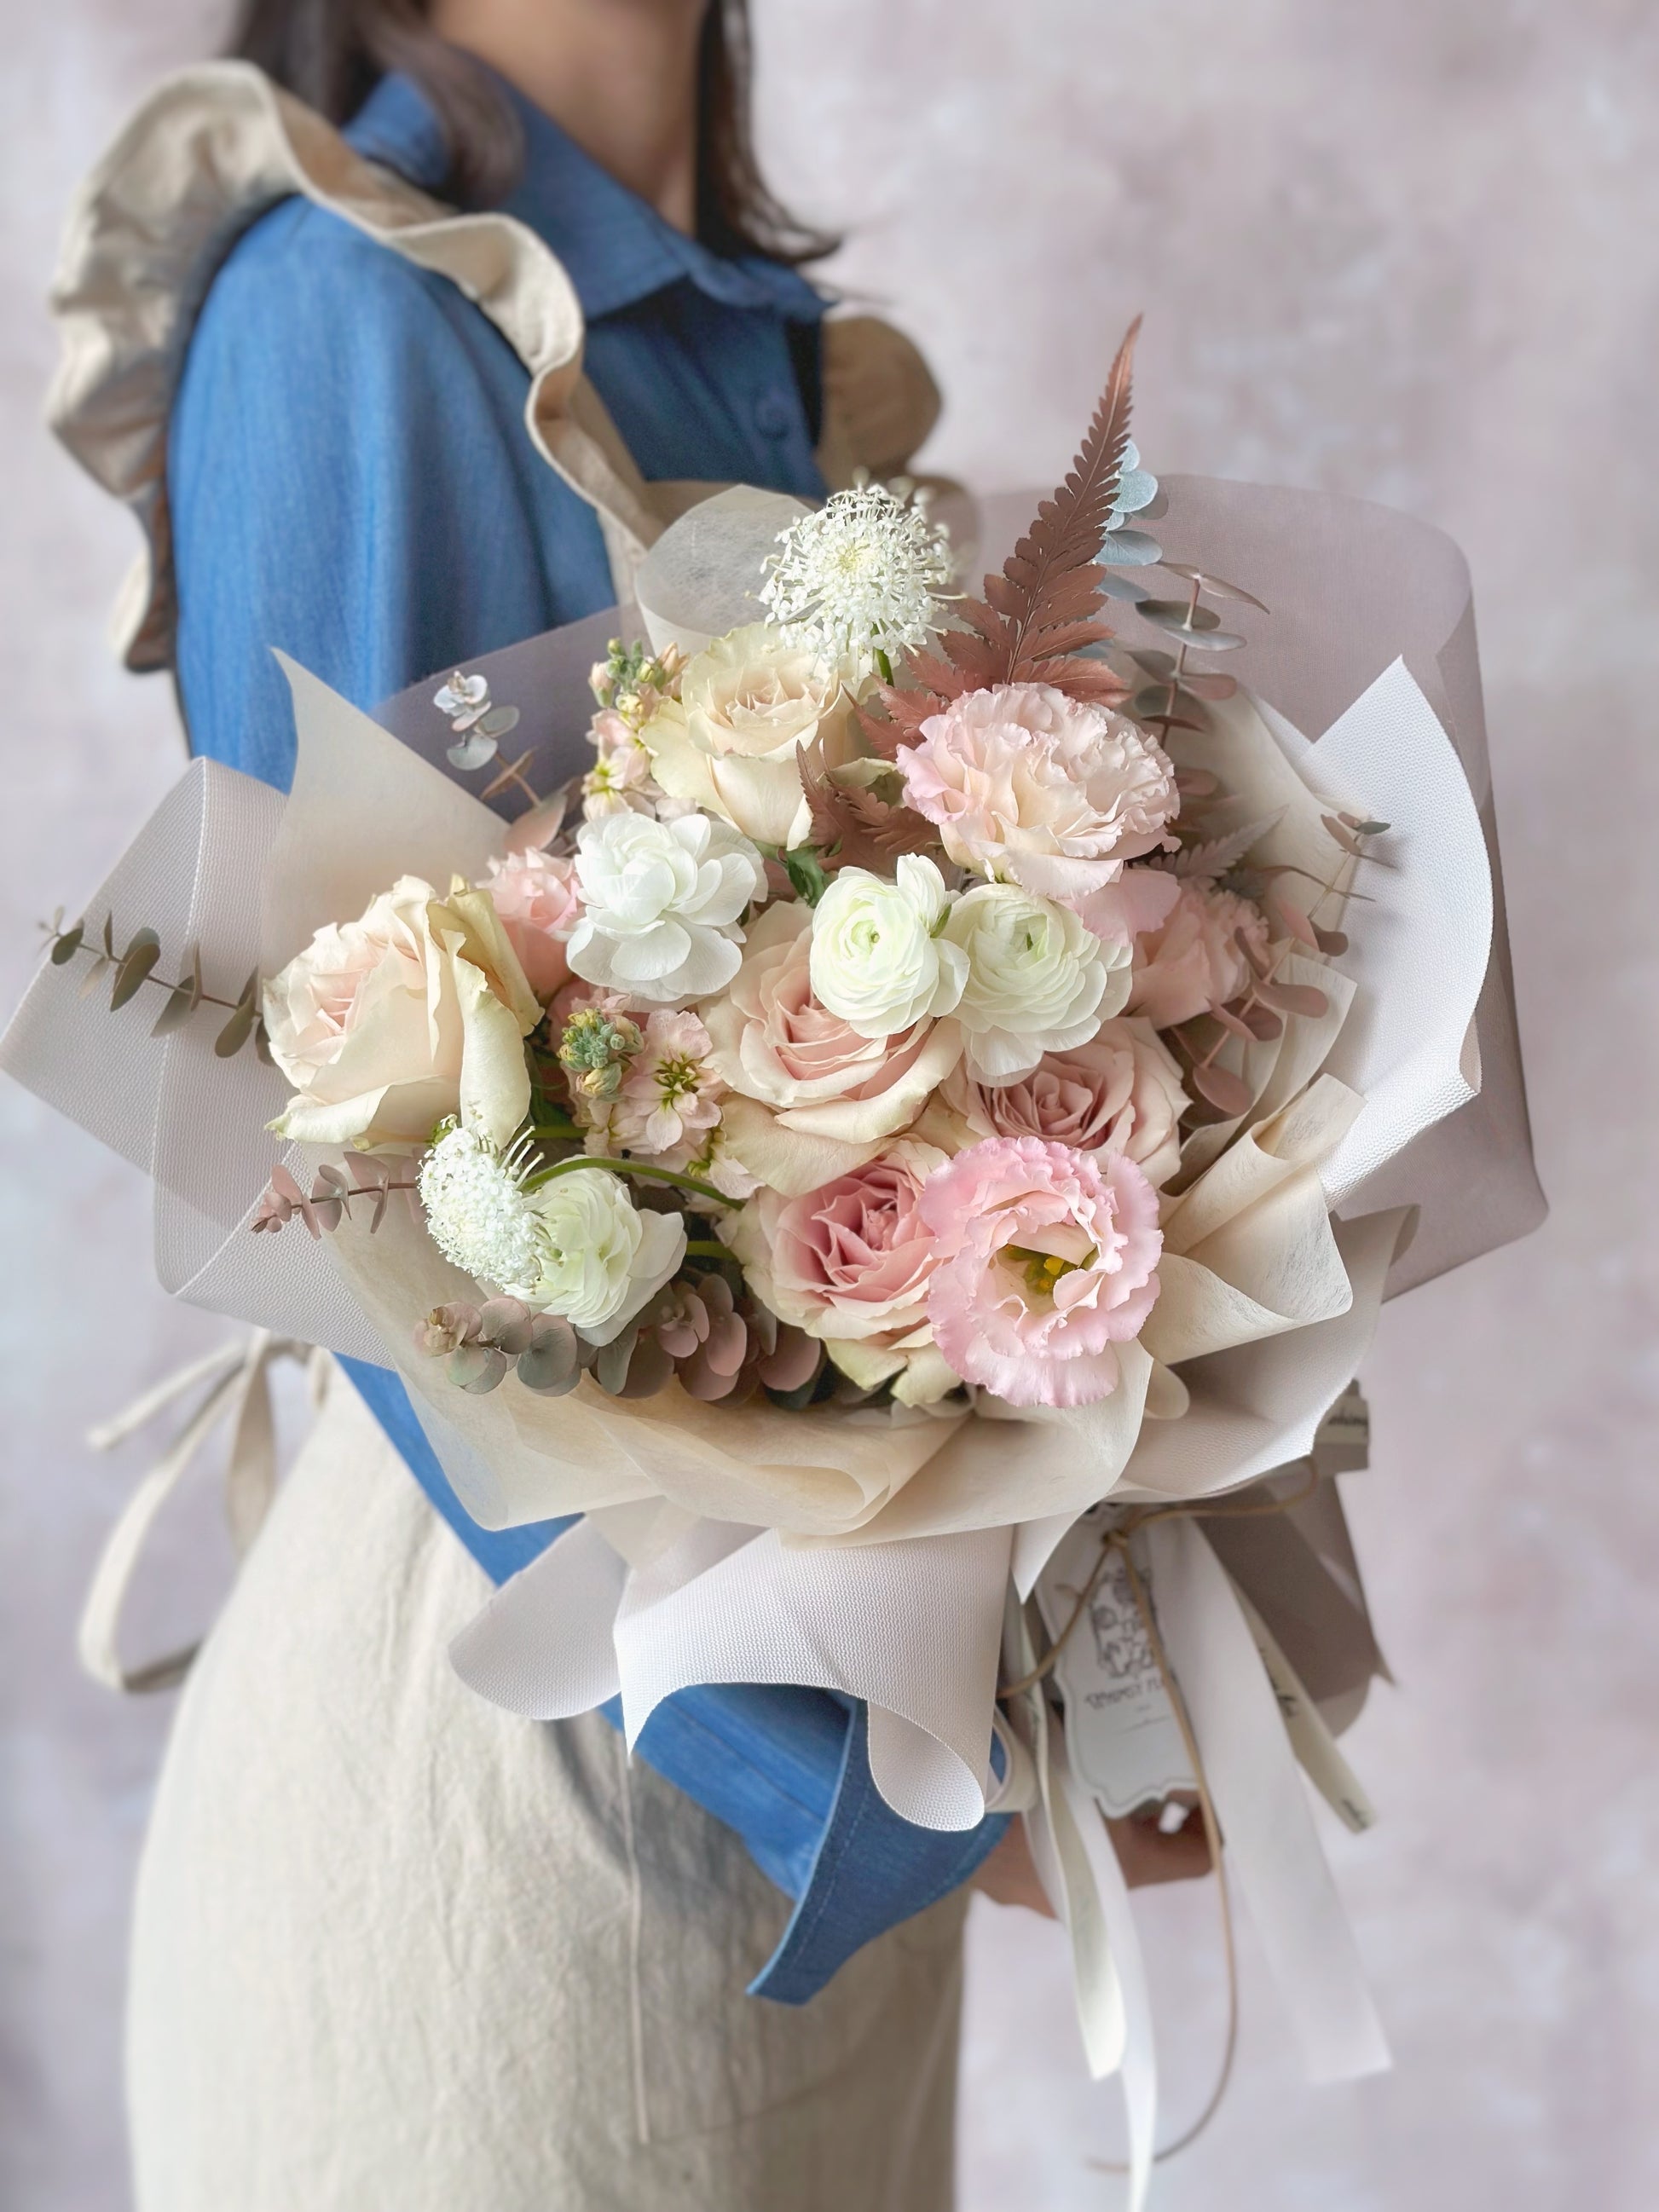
168, 65, 1003, 2001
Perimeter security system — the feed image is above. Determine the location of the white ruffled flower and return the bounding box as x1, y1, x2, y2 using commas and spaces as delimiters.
942, 881, 1130, 1086
418, 1124, 685, 1344
760, 482, 952, 666
568, 811, 766, 1003
808, 855, 968, 1042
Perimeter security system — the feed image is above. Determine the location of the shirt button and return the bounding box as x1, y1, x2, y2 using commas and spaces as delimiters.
753, 390, 795, 438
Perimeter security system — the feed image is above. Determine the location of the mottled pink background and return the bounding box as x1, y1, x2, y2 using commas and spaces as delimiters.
2, 3, 1655, 2206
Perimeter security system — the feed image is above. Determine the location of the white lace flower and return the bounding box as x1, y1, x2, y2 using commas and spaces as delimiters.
808, 855, 968, 1041
567, 810, 766, 1003
418, 1124, 685, 1343
942, 882, 1130, 1086
419, 1124, 546, 1290
760, 482, 952, 666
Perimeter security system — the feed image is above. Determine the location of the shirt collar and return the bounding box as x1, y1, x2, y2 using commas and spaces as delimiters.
346, 67, 824, 326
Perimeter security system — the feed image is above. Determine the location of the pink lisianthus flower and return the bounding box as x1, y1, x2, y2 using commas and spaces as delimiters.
898, 682, 1177, 900
936, 1018, 1188, 1189
920, 1136, 1162, 1407
1126, 880, 1271, 1031
480, 846, 584, 1002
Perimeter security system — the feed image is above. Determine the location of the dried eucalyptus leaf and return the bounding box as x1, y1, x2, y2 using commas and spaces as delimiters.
592, 1329, 639, 1397
1179, 672, 1239, 702
78, 956, 112, 1001
1128, 650, 1176, 676
1157, 563, 1269, 612
1097, 571, 1150, 603
517, 1320, 581, 1396
150, 983, 195, 1037
447, 731, 499, 771
616, 1335, 674, 1399
449, 1343, 509, 1394
477, 704, 521, 738
49, 922, 84, 966
1255, 979, 1330, 1019
1190, 1060, 1254, 1117
214, 1002, 257, 1058
110, 929, 162, 1010
1097, 528, 1162, 567
1314, 925, 1350, 956
101, 914, 117, 959
477, 1298, 535, 1355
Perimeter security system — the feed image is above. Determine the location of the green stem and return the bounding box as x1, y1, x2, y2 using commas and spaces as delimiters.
523, 1154, 737, 1207
684, 1238, 731, 1260
529, 1117, 583, 1141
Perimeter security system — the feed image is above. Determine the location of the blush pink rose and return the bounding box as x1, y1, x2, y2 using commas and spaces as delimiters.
920, 1136, 1162, 1408
939, 1018, 1188, 1189
1126, 880, 1271, 1031
481, 846, 584, 1002
898, 682, 1177, 899
725, 1140, 946, 1361
703, 899, 962, 1145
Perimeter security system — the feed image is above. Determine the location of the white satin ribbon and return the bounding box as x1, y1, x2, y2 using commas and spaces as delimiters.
1147, 1516, 1390, 2082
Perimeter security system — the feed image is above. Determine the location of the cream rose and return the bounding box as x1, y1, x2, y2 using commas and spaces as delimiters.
263, 875, 540, 1150
705, 899, 963, 1149
808, 856, 968, 1042
932, 1018, 1188, 1188
639, 622, 857, 848
941, 881, 1130, 1087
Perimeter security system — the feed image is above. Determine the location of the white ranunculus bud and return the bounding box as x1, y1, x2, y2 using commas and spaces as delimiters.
417, 1136, 685, 1345
807, 856, 968, 1042
520, 1166, 686, 1343
942, 881, 1130, 1086
568, 810, 767, 1004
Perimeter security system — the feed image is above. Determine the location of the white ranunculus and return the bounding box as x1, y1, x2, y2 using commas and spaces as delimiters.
568, 810, 766, 1004
942, 881, 1130, 1086
807, 856, 968, 1042
639, 622, 858, 848
522, 1166, 685, 1343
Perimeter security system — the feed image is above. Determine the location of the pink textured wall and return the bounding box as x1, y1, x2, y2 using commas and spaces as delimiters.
2, 3, 1655, 2204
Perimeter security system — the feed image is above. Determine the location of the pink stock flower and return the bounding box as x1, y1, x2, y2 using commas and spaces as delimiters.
898, 682, 1177, 899
1126, 880, 1271, 1031
588, 1008, 725, 1158
920, 1136, 1162, 1407
481, 846, 584, 1002
939, 1018, 1188, 1189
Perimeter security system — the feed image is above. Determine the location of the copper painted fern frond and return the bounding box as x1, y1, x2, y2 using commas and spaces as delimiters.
864, 318, 1143, 742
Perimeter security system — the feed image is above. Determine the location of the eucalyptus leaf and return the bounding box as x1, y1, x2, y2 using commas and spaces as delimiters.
49, 922, 84, 966
447, 731, 500, 771
1096, 528, 1163, 567
150, 983, 195, 1037
1098, 571, 1150, 603
110, 929, 162, 1009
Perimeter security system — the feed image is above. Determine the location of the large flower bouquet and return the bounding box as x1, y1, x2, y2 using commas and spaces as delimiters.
4, 325, 1541, 2192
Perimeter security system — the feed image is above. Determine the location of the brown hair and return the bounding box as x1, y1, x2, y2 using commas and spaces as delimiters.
228, 0, 838, 263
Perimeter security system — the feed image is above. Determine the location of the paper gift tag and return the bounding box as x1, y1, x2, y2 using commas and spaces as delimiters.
1036, 1512, 1196, 1816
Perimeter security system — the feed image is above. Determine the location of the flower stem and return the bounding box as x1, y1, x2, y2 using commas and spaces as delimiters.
523, 1155, 737, 1207
684, 1238, 731, 1260
529, 1118, 583, 1141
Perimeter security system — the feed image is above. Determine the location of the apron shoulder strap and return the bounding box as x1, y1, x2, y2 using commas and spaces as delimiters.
48, 60, 669, 667
49, 60, 953, 676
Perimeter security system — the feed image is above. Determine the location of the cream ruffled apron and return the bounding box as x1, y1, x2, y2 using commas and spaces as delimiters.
54, 64, 967, 2212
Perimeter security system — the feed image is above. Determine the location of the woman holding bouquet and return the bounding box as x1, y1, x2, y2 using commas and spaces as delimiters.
50, 1, 1200, 2203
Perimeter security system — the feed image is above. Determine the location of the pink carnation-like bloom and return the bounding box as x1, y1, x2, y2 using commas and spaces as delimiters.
1126, 880, 1271, 1031
921, 1136, 1162, 1407
939, 1018, 1188, 1189
482, 846, 584, 1002
898, 682, 1177, 900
